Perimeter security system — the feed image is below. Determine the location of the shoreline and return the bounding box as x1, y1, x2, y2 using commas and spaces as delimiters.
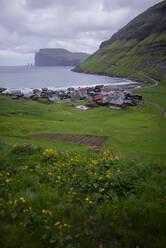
71, 67, 151, 89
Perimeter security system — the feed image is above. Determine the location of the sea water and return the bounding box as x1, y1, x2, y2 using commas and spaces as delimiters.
0, 66, 132, 90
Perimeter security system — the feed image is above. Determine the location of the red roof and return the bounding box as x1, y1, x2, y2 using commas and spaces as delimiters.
79, 88, 87, 92
93, 95, 104, 101
102, 87, 111, 92
113, 91, 121, 95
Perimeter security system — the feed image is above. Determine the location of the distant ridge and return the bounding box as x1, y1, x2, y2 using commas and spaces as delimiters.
76, 0, 166, 82
35, 48, 90, 66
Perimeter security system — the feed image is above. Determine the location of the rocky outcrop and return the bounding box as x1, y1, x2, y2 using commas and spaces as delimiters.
35, 48, 90, 66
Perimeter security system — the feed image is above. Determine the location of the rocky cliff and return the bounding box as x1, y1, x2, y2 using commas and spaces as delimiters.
76, 0, 166, 82
35, 48, 90, 66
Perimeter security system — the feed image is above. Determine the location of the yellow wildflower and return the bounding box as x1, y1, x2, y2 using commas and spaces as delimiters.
42, 209, 47, 214
72, 174, 77, 178
100, 188, 105, 192
99, 244, 103, 248
5, 178, 11, 183
115, 155, 119, 160
117, 169, 120, 173
57, 176, 61, 180
54, 221, 61, 226
35, 164, 40, 168
14, 200, 18, 205
23, 209, 29, 213
48, 210, 53, 216
20, 197, 26, 203
22, 165, 28, 170
8, 200, 13, 205
85, 197, 89, 201
59, 225, 63, 230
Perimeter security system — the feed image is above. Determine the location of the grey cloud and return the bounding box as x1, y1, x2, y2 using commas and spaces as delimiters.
25, 0, 96, 10
102, 0, 162, 11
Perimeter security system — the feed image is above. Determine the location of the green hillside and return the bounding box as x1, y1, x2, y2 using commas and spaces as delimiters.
77, 1, 166, 83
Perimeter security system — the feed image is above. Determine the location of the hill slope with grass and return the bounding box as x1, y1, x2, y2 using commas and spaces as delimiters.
35, 48, 90, 66
75, 0, 166, 83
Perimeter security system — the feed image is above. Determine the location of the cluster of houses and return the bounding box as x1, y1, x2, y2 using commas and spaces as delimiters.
0, 84, 143, 109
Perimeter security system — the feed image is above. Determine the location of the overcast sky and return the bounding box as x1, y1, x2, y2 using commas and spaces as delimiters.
0, 0, 162, 65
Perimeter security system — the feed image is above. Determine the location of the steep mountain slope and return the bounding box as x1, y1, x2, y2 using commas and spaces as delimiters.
76, 1, 166, 83
35, 48, 90, 66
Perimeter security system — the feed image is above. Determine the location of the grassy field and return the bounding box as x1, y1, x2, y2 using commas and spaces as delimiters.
0, 84, 166, 248
0, 92, 166, 160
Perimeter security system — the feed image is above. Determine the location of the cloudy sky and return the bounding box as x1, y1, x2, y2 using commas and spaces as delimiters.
0, 0, 162, 65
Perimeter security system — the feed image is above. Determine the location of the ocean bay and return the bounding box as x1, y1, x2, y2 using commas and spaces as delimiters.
0, 66, 132, 90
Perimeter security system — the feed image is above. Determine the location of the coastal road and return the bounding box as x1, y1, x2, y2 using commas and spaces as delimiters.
147, 101, 166, 117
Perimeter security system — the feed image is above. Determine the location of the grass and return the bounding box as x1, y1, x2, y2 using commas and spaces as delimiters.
0, 82, 166, 247
0, 94, 166, 160
0, 144, 166, 248
79, 31, 166, 82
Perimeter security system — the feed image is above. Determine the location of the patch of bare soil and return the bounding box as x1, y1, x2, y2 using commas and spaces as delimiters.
30, 133, 108, 147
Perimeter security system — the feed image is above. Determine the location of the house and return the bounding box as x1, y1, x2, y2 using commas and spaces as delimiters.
109, 98, 127, 109
93, 95, 104, 102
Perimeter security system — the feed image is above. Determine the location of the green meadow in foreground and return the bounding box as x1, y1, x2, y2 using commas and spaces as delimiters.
0, 84, 166, 248
0, 145, 166, 248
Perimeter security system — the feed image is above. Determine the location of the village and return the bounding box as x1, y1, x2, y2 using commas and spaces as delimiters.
0, 83, 143, 109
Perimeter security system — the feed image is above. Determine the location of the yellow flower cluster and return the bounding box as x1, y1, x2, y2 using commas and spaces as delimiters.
20, 197, 26, 203
106, 169, 113, 179
85, 197, 93, 204
0, 171, 12, 186
22, 165, 28, 170
5, 178, 12, 183
8, 198, 30, 206
54, 221, 71, 229
90, 159, 98, 165
41, 209, 53, 216
68, 191, 76, 196
103, 150, 111, 156
23, 206, 32, 213
42, 148, 57, 156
